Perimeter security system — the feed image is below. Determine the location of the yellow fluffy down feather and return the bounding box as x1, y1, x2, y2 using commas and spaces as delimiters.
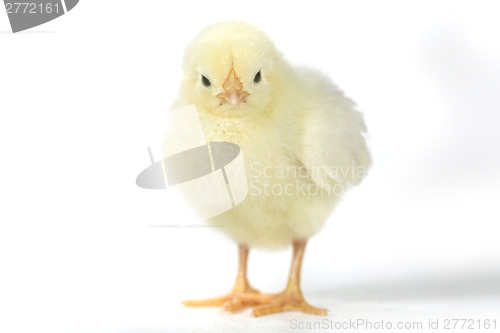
165, 21, 371, 249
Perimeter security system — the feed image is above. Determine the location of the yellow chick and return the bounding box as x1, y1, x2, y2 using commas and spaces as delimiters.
169, 21, 371, 316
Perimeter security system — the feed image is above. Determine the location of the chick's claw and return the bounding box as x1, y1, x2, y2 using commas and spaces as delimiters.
222, 292, 277, 313
183, 290, 276, 313
182, 296, 230, 308
252, 291, 328, 317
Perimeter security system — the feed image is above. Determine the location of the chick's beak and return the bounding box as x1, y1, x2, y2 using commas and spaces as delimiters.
217, 68, 250, 105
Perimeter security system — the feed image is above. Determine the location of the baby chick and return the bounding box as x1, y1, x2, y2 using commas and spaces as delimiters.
171, 21, 371, 316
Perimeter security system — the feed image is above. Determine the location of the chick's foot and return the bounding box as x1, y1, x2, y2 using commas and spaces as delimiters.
252, 287, 327, 317
183, 244, 275, 312
183, 285, 275, 312
252, 240, 327, 317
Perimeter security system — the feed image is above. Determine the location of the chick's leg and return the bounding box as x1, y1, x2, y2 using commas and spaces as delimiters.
253, 239, 328, 317
183, 244, 274, 311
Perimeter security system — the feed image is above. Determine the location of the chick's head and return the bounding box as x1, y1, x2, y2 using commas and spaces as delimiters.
181, 21, 286, 117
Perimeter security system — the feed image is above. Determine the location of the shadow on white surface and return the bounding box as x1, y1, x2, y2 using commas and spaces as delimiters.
127, 269, 500, 333
313, 268, 500, 302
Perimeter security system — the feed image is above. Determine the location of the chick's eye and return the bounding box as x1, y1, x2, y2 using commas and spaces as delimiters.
253, 70, 261, 84
201, 75, 211, 87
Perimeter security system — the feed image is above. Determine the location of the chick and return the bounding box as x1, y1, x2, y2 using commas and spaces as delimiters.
169, 21, 371, 316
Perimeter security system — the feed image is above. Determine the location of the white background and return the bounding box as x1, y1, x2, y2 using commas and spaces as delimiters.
1, 1, 499, 332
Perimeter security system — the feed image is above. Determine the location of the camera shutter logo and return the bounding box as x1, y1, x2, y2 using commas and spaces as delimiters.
3, 0, 78, 33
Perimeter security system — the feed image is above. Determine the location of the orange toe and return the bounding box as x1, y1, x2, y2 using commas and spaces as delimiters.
252, 290, 327, 317
182, 296, 230, 307
183, 289, 276, 313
